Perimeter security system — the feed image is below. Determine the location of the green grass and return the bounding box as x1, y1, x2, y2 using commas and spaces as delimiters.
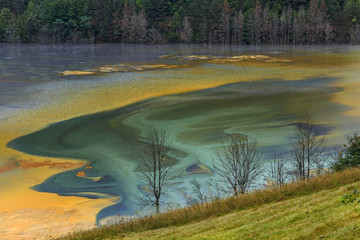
56, 167, 360, 240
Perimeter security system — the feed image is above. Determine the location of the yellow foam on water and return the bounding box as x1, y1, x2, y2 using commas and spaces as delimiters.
59, 70, 96, 76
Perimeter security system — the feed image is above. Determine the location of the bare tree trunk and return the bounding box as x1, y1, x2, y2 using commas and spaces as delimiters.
232, 10, 243, 44
213, 134, 263, 196
180, 16, 193, 43
218, 0, 231, 45
190, 178, 206, 204
266, 154, 287, 187
138, 127, 180, 213
253, 1, 262, 45
290, 118, 326, 180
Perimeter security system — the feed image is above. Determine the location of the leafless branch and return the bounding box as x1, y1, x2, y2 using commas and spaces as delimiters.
137, 127, 181, 213
213, 134, 263, 196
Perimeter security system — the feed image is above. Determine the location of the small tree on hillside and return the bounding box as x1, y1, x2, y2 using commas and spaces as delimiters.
213, 134, 263, 196
332, 133, 360, 171
290, 119, 326, 180
190, 178, 207, 204
138, 127, 180, 213
265, 154, 287, 188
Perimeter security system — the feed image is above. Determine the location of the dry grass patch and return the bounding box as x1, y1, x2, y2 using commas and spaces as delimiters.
56, 167, 360, 240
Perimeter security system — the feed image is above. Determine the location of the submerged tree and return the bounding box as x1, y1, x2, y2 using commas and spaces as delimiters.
290, 119, 326, 180
213, 134, 263, 196
138, 127, 180, 213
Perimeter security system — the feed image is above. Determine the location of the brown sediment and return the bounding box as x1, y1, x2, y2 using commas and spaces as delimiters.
0, 158, 85, 174
76, 171, 86, 177
0, 159, 18, 173
60, 63, 188, 76
20, 159, 85, 170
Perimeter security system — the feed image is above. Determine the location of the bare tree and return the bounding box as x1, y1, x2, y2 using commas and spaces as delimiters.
180, 16, 193, 43
133, 10, 148, 43
190, 178, 206, 204
208, 180, 222, 200
120, 1, 135, 43
217, 0, 231, 44
294, 6, 307, 44
290, 119, 326, 180
350, 23, 360, 44
253, 1, 262, 45
138, 127, 180, 213
280, 6, 293, 44
213, 134, 263, 196
261, 5, 272, 44
324, 19, 334, 44
265, 154, 287, 188
200, 16, 209, 44
308, 0, 318, 44
148, 27, 164, 44
270, 11, 279, 45
232, 10, 243, 44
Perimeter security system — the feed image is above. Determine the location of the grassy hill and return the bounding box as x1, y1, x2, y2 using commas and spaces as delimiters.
57, 168, 360, 240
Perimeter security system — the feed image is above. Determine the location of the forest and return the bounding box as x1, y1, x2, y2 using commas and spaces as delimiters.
0, 0, 359, 44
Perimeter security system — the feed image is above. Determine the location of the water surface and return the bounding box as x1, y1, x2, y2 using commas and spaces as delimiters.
1, 44, 360, 237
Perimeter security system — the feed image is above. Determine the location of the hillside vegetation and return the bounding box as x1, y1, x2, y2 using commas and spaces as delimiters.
57, 167, 360, 240
0, 0, 359, 44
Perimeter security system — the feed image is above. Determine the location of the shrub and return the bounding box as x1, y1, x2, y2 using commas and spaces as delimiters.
339, 189, 360, 205
332, 133, 360, 171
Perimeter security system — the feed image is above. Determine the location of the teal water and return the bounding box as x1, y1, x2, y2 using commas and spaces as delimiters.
8, 76, 347, 223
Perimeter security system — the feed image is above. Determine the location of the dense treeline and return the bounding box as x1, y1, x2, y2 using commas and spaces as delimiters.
0, 0, 359, 44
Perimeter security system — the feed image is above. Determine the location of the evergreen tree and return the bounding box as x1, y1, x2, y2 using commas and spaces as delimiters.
0, 7, 11, 41
0, 0, 354, 44
170, 11, 182, 42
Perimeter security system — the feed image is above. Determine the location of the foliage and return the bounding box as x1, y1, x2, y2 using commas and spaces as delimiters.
339, 188, 360, 204
332, 133, 360, 171
0, 7, 11, 41
0, 0, 358, 43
